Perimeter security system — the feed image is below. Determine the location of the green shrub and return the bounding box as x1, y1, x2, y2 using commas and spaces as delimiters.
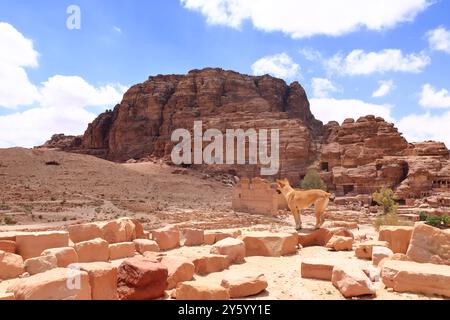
373, 188, 398, 215
425, 215, 450, 229
301, 169, 326, 191
419, 211, 428, 222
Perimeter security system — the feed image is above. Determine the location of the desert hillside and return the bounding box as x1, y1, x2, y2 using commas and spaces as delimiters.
0, 148, 280, 231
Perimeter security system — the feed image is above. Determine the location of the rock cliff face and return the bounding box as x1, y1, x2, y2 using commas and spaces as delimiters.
42, 68, 450, 200
78, 68, 324, 179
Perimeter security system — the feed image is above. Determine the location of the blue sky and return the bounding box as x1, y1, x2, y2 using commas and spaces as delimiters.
1, 0, 450, 147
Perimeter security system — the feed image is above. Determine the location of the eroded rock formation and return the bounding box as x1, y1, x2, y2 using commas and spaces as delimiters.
42, 68, 450, 201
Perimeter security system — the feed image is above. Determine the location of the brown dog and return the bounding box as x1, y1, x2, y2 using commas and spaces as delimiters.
276, 178, 334, 230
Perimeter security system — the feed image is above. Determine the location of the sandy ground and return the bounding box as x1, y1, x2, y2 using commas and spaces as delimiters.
0, 148, 443, 300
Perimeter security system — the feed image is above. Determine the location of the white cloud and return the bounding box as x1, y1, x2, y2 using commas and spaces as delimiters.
310, 98, 393, 124
398, 112, 450, 147
427, 26, 450, 54
251, 53, 300, 79
39, 75, 126, 109
113, 26, 122, 33
299, 48, 323, 62
419, 84, 450, 109
0, 22, 128, 148
311, 78, 339, 98
372, 80, 395, 98
181, 0, 430, 38
326, 49, 430, 76
0, 22, 40, 108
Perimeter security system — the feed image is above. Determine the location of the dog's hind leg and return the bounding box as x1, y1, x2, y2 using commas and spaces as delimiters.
289, 205, 302, 230
314, 197, 329, 229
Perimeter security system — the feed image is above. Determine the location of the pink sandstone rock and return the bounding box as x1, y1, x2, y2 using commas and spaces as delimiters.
109, 242, 136, 260
15, 231, 69, 260
406, 223, 450, 265
241, 232, 298, 257
381, 260, 450, 298
378, 226, 413, 254
298, 228, 354, 247
0, 292, 15, 300
74, 238, 109, 263
192, 254, 230, 275
182, 229, 204, 246
325, 235, 353, 251
133, 239, 160, 254
67, 223, 102, 243
174, 281, 230, 300
221, 274, 268, 298
99, 218, 139, 244
301, 258, 336, 281
117, 257, 168, 300
372, 246, 394, 266
332, 265, 376, 298
0, 250, 24, 280
0, 240, 15, 254
210, 238, 246, 264
7, 268, 91, 300
159, 256, 195, 290
24, 255, 57, 275
151, 225, 180, 251
70, 262, 118, 300
41, 247, 78, 267
355, 240, 390, 260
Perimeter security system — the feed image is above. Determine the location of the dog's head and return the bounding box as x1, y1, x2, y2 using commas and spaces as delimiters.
275, 178, 291, 194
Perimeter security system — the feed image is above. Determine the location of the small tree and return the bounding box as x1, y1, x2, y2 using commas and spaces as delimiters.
301, 169, 327, 191
372, 188, 398, 215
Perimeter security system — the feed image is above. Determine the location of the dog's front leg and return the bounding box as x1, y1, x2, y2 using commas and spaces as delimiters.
290, 206, 302, 230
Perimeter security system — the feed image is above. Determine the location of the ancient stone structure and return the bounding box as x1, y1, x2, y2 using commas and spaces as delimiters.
232, 178, 287, 215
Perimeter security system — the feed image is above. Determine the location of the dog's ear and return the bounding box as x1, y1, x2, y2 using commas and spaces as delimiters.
277, 180, 285, 187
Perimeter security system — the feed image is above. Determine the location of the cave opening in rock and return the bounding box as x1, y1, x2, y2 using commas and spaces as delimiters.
343, 185, 355, 195
321, 162, 329, 172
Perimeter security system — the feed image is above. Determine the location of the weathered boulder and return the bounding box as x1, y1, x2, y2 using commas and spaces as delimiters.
7, 268, 91, 300
134, 239, 160, 254
221, 274, 268, 298
378, 226, 413, 254
159, 256, 195, 290
24, 255, 58, 275
192, 254, 230, 275
241, 232, 298, 257
210, 238, 246, 264
0, 250, 24, 280
182, 229, 204, 246
372, 246, 394, 266
204, 230, 242, 245
151, 225, 180, 251
41, 247, 78, 268
174, 281, 230, 300
301, 258, 336, 281
406, 223, 450, 265
67, 223, 102, 244
117, 257, 168, 300
99, 218, 140, 244
382, 260, 450, 298
0, 240, 15, 254
15, 231, 69, 260
325, 236, 353, 251
70, 262, 118, 300
74, 238, 109, 263
109, 242, 136, 260
298, 228, 354, 247
332, 265, 376, 298
355, 240, 390, 260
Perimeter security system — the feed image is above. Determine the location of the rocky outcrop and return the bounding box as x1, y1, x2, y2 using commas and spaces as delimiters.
42, 68, 450, 200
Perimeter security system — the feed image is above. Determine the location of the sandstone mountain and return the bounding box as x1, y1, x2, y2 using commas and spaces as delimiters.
42, 68, 450, 201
